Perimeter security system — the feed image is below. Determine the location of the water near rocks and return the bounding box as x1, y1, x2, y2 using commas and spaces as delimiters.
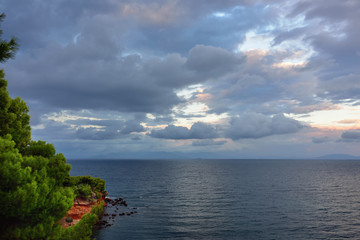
69, 159, 360, 239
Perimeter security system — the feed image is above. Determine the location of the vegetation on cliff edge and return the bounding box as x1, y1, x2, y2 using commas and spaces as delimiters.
0, 13, 105, 240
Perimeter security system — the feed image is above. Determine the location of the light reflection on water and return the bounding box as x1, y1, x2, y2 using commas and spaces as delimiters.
69, 159, 360, 239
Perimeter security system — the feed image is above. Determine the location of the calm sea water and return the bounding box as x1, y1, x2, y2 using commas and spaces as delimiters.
68, 159, 360, 239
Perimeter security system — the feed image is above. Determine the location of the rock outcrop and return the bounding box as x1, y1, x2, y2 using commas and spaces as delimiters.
59, 193, 107, 228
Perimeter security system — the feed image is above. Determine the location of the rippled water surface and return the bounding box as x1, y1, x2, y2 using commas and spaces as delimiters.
68, 159, 360, 239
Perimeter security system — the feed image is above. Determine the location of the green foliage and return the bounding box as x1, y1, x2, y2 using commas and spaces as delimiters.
96, 191, 102, 199
48, 153, 72, 185
0, 136, 102, 239
23, 140, 56, 158
65, 175, 106, 201
0, 70, 31, 153
0, 70, 11, 131
0, 14, 30, 153
23, 140, 72, 186
91, 201, 105, 216
51, 203, 105, 240
0, 13, 106, 239
7, 218, 60, 240
66, 175, 106, 193
7, 97, 31, 152
0, 136, 74, 239
55, 213, 98, 240
0, 13, 19, 63
74, 183, 92, 199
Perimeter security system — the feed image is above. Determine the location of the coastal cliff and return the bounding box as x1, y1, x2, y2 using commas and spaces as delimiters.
60, 193, 107, 228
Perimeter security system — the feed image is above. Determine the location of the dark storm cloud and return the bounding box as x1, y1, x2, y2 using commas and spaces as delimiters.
3, 0, 358, 118
2, 0, 276, 118
5, 42, 244, 116
341, 131, 360, 142
149, 122, 218, 139
225, 113, 304, 140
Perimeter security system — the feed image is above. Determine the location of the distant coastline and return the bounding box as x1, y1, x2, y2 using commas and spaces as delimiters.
68, 155, 360, 161
317, 154, 360, 160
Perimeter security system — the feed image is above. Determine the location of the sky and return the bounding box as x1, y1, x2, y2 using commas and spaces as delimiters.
1, 0, 359, 159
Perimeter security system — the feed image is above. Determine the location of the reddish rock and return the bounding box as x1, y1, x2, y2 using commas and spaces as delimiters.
59, 192, 106, 228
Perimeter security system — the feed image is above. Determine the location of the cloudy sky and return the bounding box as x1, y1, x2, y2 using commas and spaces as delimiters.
1, 0, 359, 159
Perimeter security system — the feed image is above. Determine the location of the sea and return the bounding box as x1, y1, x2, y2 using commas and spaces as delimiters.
68, 159, 360, 240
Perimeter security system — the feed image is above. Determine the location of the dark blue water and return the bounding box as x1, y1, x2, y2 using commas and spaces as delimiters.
68, 159, 360, 239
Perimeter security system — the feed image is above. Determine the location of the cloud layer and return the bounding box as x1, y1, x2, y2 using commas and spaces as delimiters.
149, 122, 218, 139
1, 0, 359, 158
226, 114, 304, 140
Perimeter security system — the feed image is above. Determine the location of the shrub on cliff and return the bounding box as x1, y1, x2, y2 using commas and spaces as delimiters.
66, 175, 106, 193
55, 213, 98, 240
73, 183, 93, 199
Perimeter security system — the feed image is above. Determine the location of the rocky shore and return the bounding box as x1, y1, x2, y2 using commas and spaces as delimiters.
95, 197, 137, 228
59, 194, 137, 229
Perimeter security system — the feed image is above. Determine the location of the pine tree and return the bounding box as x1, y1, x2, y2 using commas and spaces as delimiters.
0, 13, 18, 63
0, 13, 105, 239
0, 13, 73, 239
0, 13, 31, 153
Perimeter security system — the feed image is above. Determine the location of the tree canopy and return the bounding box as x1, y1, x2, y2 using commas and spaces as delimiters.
0, 13, 105, 239
0, 135, 74, 239
0, 70, 31, 153
0, 13, 18, 63
0, 13, 31, 153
